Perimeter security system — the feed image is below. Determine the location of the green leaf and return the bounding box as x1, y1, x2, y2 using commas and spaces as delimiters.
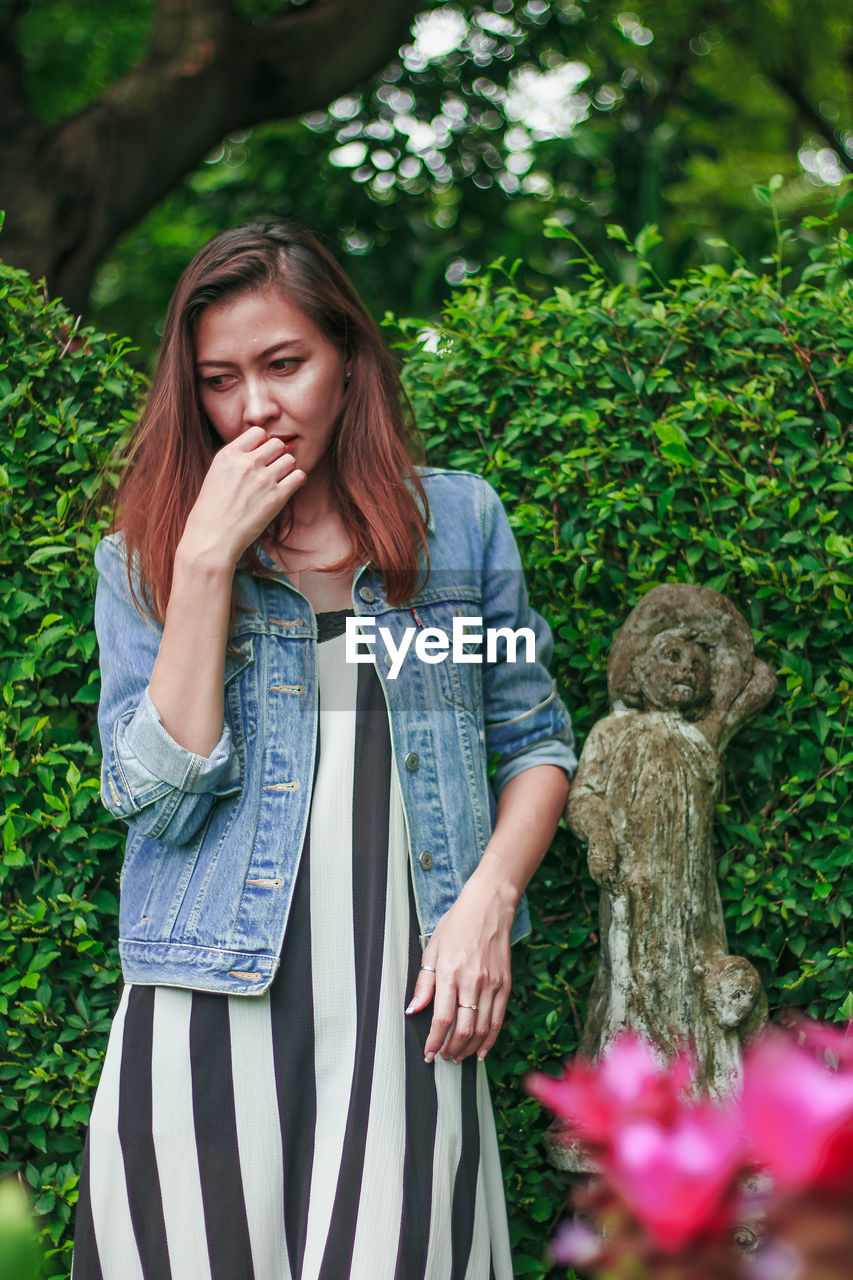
635, 224, 663, 256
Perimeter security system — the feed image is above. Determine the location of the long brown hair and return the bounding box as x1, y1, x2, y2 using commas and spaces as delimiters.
114, 220, 429, 617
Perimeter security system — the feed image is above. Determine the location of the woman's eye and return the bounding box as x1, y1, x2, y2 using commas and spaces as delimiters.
204, 374, 232, 390
271, 358, 299, 373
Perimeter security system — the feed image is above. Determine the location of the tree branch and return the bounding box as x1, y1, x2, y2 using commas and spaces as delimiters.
233, 0, 416, 119
0, 0, 35, 134
0, 0, 422, 312
145, 0, 233, 64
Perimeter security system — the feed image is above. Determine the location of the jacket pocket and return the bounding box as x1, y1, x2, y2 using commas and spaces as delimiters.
406, 598, 485, 718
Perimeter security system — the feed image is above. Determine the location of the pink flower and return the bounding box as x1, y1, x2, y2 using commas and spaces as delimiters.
604, 1100, 743, 1251
549, 1219, 603, 1268
526, 1031, 694, 1148
741, 1028, 853, 1192
789, 1016, 853, 1068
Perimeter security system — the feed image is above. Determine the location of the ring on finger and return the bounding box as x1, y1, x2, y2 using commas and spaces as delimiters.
420, 964, 436, 972
457, 1002, 478, 1012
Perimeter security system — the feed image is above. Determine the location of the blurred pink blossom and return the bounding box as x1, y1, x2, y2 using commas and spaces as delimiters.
529, 1022, 853, 1276
605, 1102, 743, 1250
741, 1028, 853, 1192
789, 1016, 853, 1069
526, 1031, 694, 1148
528, 1032, 740, 1251
549, 1218, 603, 1268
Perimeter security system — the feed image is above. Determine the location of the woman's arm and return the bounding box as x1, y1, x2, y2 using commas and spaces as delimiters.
96, 428, 305, 842
95, 537, 240, 844
146, 547, 232, 756
406, 763, 570, 1063
147, 426, 304, 753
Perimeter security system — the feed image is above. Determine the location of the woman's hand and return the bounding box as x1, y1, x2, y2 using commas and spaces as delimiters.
405, 764, 570, 1064
180, 427, 306, 569
405, 873, 515, 1063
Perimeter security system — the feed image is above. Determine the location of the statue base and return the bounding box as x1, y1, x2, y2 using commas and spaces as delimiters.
543, 1121, 598, 1175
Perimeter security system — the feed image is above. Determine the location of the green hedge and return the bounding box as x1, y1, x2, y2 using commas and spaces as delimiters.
2, 219, 852, 1277
394, 219, 853, 1274
0, 256, 144, 1276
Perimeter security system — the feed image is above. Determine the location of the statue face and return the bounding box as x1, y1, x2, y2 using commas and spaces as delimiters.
639, 633, 711, 713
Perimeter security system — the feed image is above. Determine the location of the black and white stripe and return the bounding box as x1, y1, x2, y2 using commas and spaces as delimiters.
73, 618, 512, 1280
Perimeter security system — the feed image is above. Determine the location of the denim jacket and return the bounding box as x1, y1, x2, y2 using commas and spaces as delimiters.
95, 468, 577, 996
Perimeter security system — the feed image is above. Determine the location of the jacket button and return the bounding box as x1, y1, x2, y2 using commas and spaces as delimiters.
405, 752, 419, 772
419, 850, 434, 870
359, 586, 375, 603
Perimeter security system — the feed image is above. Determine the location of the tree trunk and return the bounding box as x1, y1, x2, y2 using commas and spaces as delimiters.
0, 0, 422, 314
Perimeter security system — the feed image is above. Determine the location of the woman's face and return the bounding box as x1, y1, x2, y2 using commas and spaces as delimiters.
639, 633, 711, 713
195, 285, 348, 478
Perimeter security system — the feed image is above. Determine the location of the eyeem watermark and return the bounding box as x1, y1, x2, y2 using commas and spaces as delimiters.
345, 615, 535, 679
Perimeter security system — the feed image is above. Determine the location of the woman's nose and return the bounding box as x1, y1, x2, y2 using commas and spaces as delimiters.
242, 378, 278, 426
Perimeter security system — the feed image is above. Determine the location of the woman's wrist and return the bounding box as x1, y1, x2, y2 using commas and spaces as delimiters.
174, 533, 239, 582
476, 763, 571, 908
464, 854, 522, 915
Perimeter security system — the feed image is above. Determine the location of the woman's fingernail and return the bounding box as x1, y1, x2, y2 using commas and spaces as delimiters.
405, 1003, 414, 1014
424, 1052, 435, 1064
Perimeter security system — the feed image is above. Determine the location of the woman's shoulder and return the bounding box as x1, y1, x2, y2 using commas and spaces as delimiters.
94, 530, 151, 613
415, 466, 516, 548
94, 529, 138, 582
416, 465, 490, 489
415, 465, 502, 515
95, 529, 127, 561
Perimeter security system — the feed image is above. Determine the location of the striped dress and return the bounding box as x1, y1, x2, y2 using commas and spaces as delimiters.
72, 611, 513, 1280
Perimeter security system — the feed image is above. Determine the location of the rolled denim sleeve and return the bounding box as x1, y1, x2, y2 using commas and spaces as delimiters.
95, 535, 242, 843
477, 481, 577, 794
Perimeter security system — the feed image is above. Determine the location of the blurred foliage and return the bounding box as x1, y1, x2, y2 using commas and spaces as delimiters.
0, 249, 145, 1277
394, 197, 853, 1274
13, 0, 149, 125
0, 1178, 43, 1280
11, 0, 853, 361
2, 201, 853, 1276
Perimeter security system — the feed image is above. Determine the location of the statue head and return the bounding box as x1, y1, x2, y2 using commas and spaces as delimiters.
631, 628, 712, 716
607, 584, 756, 718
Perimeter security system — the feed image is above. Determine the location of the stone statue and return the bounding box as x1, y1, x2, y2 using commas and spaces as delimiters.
566, 584, 776, 1099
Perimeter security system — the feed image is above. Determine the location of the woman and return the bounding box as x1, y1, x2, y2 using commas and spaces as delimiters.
73, 220, 576, 1280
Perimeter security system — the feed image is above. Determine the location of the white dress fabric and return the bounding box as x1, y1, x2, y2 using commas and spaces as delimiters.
72, 612, 513, 1280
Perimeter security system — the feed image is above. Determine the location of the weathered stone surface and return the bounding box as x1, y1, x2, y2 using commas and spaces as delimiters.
565, 584, 775, 1099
